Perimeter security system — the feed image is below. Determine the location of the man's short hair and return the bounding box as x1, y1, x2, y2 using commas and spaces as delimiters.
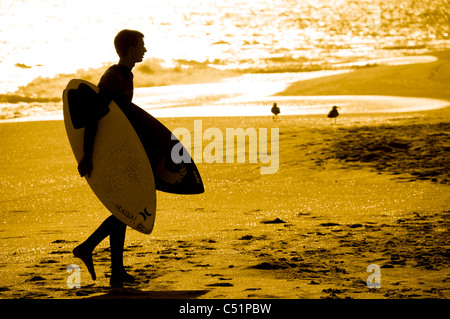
114, 29, 144, 58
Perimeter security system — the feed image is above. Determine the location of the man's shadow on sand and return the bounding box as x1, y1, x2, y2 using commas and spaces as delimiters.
87, 287, 210, 299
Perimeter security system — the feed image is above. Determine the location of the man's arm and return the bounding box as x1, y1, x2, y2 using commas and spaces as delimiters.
77, 66, 122, 178
78, 120, 98, 177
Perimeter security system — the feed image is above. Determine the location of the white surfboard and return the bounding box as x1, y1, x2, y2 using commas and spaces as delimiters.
63, 79, 156, 234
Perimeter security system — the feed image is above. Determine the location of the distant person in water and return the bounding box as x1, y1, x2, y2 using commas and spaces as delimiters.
327, 105, 339, 124
271, 102, 280, 121
73, 29, 147, 288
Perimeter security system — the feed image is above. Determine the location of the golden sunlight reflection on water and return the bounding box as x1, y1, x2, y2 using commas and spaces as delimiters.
1, 0, 449, 93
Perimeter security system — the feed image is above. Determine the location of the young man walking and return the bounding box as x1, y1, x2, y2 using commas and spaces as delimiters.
73, 29, 147, 288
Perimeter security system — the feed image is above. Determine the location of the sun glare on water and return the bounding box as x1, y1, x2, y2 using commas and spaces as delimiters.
0, 0, 195, 92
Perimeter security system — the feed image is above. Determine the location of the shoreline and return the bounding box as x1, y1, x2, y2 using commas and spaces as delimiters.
1, 53, 448, 123
1, 101, 449, 124
278, 50, 450, 101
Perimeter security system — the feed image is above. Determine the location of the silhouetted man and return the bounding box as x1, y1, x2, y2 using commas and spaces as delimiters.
73, 29, 147, 288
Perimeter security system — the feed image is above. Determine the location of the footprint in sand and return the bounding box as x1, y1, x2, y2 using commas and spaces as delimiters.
26, 275, 46, 282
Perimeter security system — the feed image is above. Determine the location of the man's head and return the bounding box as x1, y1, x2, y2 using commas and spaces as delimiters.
114, 29, 146, 62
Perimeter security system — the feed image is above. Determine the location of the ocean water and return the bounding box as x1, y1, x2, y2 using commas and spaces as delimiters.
0, 0, 449, 119
132, 70, 449, 118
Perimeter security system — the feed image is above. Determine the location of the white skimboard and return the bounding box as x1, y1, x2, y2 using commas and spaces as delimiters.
63, 79, 156, 234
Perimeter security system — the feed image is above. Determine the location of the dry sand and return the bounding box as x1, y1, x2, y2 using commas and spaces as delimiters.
0, 105, 449, 299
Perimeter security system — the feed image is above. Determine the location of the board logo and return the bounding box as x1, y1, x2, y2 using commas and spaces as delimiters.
138, 207, 152, 221
113, 202, 137, 224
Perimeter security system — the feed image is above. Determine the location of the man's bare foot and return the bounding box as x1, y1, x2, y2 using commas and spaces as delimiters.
110, 270, 136, 288
73, 245, 96, 281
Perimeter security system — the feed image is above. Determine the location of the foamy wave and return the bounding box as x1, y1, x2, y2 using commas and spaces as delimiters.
2, 59, 238, 103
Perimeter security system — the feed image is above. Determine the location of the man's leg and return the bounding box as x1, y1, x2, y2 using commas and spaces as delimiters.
73, 215, 118, 280
109, 217, 135, 287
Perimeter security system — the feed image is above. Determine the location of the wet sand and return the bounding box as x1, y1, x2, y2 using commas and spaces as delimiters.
0, 106, 449, 299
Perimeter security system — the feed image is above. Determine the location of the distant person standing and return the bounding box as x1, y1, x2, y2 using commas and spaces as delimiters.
327, 105, 339, 124
271, 102, 280, 121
